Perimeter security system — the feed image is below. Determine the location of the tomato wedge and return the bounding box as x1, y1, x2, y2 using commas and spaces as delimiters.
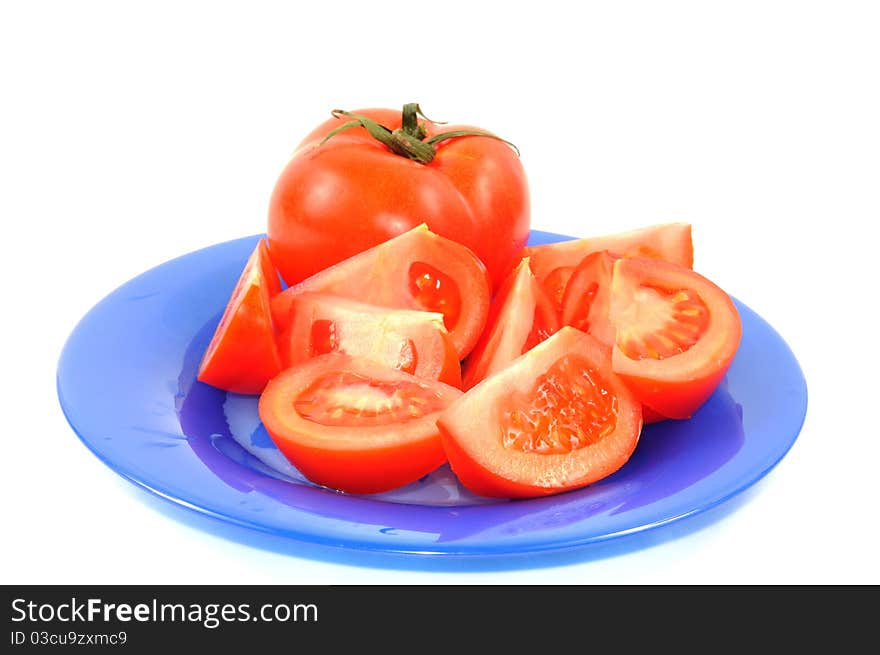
197, 239, 282, 394
524, 223, 694, 292
560, 250, 617, 346
259, 354, 462, 494
462, 258, 559, 390
561, 251, 672, 423
269, 224, 490, 359
608, 257, 741, 419
279, 293, 461, 387
439, 327, 642, 498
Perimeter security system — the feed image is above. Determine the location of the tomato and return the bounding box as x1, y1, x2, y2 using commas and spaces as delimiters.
561, 251, 671, 423
197, 239, 282, 394
259, 354, 462, 494
462, 258, 559, 389
541, 265, 575, 314
267, 104, 529, 291
524, 223, 694, 293
270, 224, 490, 359
560, 250, 617, 346
438, 327, 642, 498
279, 292, 461, 387
607, 257, 742, 419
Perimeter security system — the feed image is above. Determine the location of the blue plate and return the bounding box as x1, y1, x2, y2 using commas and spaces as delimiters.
57, 231, 807, 556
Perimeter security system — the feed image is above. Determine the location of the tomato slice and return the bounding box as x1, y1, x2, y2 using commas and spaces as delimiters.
541, 265, 575, 314
197, 239, 282, 394
279, 293, 461, 387
259, 354, 462, 494
608, 257, 741, 419
525, 223, 694, 288
270, 224, 490, 359
439, 327, 642, 498
560, 250, 617, 346
462, 258, 559, 389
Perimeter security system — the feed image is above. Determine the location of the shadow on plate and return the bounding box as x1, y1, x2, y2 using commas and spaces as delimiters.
120, 476, 766, 572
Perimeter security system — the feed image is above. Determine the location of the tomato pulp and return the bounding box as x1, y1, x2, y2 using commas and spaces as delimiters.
525, 223, 694, 303
605, 258, 742, 419
270, 225, 490, 359
259, 354, 462, 494
439, 327, 642, 498
279, 293, 461, 387
462, 257, 559, 389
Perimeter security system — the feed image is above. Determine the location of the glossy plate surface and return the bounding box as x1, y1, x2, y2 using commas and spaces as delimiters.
57, 232, 807, 556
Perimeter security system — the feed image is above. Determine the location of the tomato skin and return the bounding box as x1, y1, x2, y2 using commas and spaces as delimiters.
279, 292, 461, 387
197, 239, 282, 394
270, 224, 490, 359
259, 354, 462, 494
439, 327, 642, 498
462, 257, 559, 389
268, 108, 529, 291
525, 223, 694, 286
608, 257, 742, 419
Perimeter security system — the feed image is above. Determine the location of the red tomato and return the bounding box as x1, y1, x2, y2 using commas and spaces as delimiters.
259, 354, 462, 494
279, 293, 461, 387
267, 105, 529, 290
438, 327, 642, 498
560, 250, 617, 347
269, 224, 490, 359
525, 223, 694, 294
561, 251, 669, 423
608, 257, 742, 419
541, 265, 575, 314
197, 239, 282, 394
462, 258, 559, 390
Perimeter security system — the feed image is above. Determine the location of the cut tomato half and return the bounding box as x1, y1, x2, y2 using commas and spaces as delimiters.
462, 257, 559, 389
270, 224, 490, 359
439, 327, 642, 498
259, 354, 462, 494
525, 222, 694, 287
197, 239, 282, 394
279, 293, 461, 387
608, 257, 742, 419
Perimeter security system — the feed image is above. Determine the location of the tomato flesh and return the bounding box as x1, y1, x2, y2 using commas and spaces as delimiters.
502, 354, 617, 454
608, 258, 741, 419
270, 225, 489, 359
541, 265, 575, 314
439, 327, 642, 498
462, 257, 559, 390
197, 239, 282, 394
408, 261, 461, 331
525, 222, 694, 286
615, 285, 710, 361
294, 371, 449, 427
259, 354, 462, 494
560, 250, 617, 347
280, 293, 460, 387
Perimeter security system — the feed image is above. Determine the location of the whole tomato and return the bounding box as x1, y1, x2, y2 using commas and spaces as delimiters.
267, 104, 530, 290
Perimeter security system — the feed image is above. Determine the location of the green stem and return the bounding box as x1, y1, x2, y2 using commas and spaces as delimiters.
319, 103, 519, 164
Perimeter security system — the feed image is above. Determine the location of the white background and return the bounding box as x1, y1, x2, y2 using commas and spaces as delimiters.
2, 1, 878, 584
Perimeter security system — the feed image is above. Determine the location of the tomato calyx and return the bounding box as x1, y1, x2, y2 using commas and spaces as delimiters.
320, 103, 519, 164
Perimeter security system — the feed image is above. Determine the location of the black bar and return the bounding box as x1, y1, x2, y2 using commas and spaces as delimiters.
1, 586, 874, 650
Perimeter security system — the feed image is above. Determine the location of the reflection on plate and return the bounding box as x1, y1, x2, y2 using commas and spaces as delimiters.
57, 231, 807, 556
